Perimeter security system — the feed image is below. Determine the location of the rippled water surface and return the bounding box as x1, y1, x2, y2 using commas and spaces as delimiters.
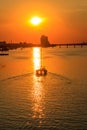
0, 47, 87, 130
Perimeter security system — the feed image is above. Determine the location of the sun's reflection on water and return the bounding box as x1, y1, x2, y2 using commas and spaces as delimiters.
33, 47, 41, 71
32, 76, 44, 119
32, 47, 45, 126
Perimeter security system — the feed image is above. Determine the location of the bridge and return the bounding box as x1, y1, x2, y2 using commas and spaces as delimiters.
55, 42, 87, 48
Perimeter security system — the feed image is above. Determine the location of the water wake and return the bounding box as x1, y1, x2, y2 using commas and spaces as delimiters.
0, 71, 73, 84
0, 72, 33, 82
49, 72, 72, 84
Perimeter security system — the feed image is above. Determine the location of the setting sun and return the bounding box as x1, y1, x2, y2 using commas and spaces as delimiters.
30, 16, 42, 26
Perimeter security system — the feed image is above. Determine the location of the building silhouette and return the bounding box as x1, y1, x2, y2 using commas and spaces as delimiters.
40, 35, 50, 47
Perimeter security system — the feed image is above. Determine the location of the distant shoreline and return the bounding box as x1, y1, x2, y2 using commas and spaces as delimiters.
0, 41, 87, 51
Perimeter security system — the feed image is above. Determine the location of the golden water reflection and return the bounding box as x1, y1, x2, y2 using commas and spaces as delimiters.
33, 47, 41, 71
32, 76, 44, 119
32, 48, 45, 126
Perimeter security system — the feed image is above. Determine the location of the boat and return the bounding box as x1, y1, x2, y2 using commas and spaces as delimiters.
0, 53, 9, 56
36, 67, 47, 76
0, 47, 9, 56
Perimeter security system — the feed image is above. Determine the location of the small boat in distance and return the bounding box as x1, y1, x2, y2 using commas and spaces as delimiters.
36, 67, 47, 76
0, 53, 9, 56
0, 46, 9, 56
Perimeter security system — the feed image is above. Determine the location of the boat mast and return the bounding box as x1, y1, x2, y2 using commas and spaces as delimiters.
40, 47, 42, 68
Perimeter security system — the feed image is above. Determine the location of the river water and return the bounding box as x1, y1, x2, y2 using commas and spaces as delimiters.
0, 47, 87, 130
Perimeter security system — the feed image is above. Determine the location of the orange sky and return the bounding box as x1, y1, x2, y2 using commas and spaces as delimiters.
0, 0, 87, 44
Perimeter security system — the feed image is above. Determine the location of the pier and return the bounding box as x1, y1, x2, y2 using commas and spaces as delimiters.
55, 42, 87, 48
